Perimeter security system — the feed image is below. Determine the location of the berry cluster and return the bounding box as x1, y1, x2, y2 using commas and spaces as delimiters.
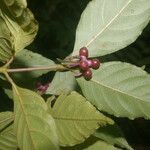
35, 47, 100, 94
78, 47, 100, 80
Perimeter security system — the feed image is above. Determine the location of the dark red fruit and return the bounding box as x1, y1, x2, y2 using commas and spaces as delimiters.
79, 47, 88, 58
83, 69, 92, 80
92, 59, 100, 69
36, 82, 49, 95
79, 60, 89, 71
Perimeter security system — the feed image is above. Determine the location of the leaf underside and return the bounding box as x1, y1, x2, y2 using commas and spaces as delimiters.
77, 62, 150, 119
94, 124, 133, 150
83, 140, 120, 150
47, 92, 114, 146
46, 71, 77, 95
101, 40, 150, 68
73, 0, 150, 57
12, 49, 55, 81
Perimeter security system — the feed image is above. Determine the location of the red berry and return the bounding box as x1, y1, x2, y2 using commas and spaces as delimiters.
79, 47, 88, 58
92, 59, 100, 69
36, 82, 49, 95
79, 60, 89, 71
83, 69, 92, 80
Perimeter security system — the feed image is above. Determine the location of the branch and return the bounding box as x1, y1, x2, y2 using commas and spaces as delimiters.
7, 64, 67, 73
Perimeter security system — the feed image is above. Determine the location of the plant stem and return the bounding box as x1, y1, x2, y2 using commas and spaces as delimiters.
7, 64, 67, 73
4, 56, 14, 68
4, 72, 16, 87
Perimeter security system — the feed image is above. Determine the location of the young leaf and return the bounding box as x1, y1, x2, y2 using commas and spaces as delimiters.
13, 86, 59, 150
0, 124, 18, 150
77, 62, 150, 119
73, 0, 150, 57
94, 124, 133, 150
0, 111, 13, 131
46, 71, 77, 95
0, 0, 38, 63
83, 140, 120, 150
47, 92, 114, 146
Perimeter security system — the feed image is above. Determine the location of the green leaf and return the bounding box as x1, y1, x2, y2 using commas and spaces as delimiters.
83, 140, 120, 150
77, 62, 150, 119
0, 0, 38, 63
11, 49, 55, 89
0, 111, 13, 131
46, 71, 77, 95
12, 49, 55, 80
13, 86, 59, 150
0, 124, 18, 150
47, 92, 114, 146
0, 74, 6, 80
94, 124, 133, 150
3, 88, 13, 100
73, 0, 150, 57
101, 39, 150, 67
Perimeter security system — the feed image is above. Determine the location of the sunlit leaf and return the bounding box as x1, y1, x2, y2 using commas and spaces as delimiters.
47, 92, 114, 146
73, 0, 150, 57
77, 62, 150, 119
0, 111, 13, 131
13, 86, 59, 150
0, 124, 18, 150
0, 0, 38, 63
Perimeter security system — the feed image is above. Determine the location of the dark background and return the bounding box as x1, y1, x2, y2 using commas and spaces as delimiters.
1, 0, 150, 149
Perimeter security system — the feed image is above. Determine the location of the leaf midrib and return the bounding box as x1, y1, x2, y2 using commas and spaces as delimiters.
13, 86, 36, 150
91, 79, 148, 103
85, 0, 133, 47
53, 116, 107, 122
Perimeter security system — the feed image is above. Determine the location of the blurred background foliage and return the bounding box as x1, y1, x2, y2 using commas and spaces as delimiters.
0, 0, 150, 149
